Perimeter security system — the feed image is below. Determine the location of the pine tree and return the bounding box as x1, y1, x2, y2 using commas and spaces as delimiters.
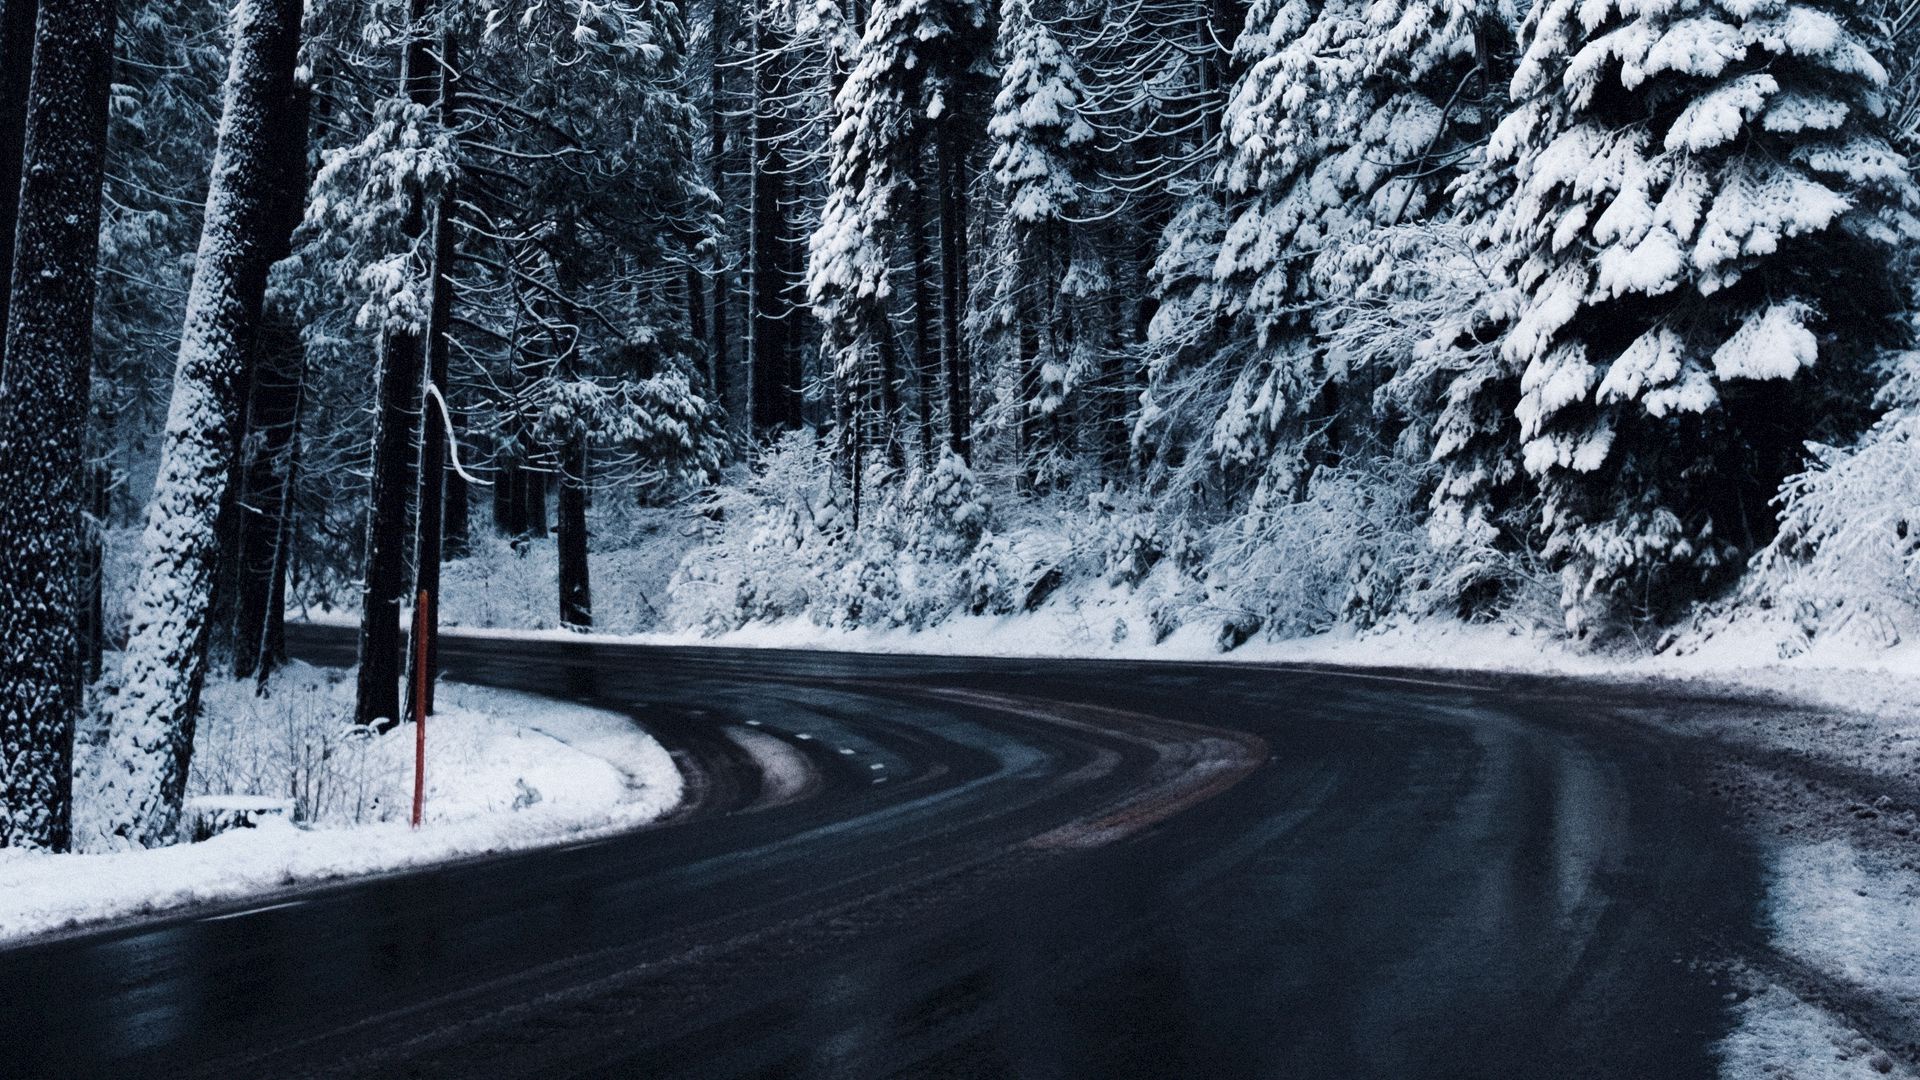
1491, 0, 1920, 634
808, 0, 993, 479
988, 0, 1095, 488
92, 0, 305, 847
0, 0, 116, 851
1207, 0, 1495, 482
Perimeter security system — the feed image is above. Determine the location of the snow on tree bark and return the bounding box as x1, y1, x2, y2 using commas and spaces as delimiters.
0, 0, 115, 852
0, 0, 38, 365
90, 0, 303, 848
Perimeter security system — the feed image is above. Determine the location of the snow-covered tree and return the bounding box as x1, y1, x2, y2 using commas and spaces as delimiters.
1490, 0, 1920, 634
91, 0, 306, 848
987, 0, 1095, 488
808, 0, 992, 477
1206, 0, 1501, 480
0, 0, 116, 851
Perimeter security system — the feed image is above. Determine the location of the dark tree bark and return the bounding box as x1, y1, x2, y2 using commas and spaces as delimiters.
706, 0, 730, 414
353, 2, 442, 732
81, 465, 108, 684
94, 0, 303, 847
231, 78, 313, 682
492, 453, 521, 535
744, 46, 798, 430
556, 436, 591, 628
231, 318, 306, 680
522, 466, 549, 538
937, 125, 972, 463
909, 155, 938, 468
0, 0, 37, 367
407, 29, 458, 719
0, 0, 114, 852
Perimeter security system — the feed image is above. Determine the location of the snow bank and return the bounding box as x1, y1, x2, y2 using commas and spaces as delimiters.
4, 670, 681, 943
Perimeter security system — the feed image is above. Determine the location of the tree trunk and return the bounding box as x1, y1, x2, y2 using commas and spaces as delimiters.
1016, 284, 1042, 492
0, 0, 38, 371
0, 0, 113, 852
523, 468, 548, 539
82, 465, 108, 683
443, 409, 470, 558
909, 157, 938, 469
493, 453, 522, 536
556, 436, 591, 628
231, 77, 313, 682
92, 0, 302, 848
353, 3, 441, 732
230, 317, 305, 680
407, 30, 457, 720
938, 126, 971, 463
749, 74, 801, 433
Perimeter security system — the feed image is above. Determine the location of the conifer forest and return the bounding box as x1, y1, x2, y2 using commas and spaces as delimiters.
3, 0, 1919, 857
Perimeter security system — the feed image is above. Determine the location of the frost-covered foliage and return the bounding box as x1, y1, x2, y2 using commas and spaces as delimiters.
523, 335, 730, 501
668, 433, 1004, 631
1489, 0, 1920, 636
1726, 351, 1920, 651
986, 0, 1099, 487
808, 0, 993, 464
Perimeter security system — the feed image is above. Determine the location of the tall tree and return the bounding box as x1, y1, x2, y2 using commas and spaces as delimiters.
406, 28, 458, 716
0, 0, 115, 851
988, 0, 1095, 488
1490, 0, 1920, 635
352, 0, 450, 730
92, 0, 305, 847
0, 0, 37, 361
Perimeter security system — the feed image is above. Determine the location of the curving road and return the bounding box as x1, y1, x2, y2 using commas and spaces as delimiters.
0, 625, 1764, 1079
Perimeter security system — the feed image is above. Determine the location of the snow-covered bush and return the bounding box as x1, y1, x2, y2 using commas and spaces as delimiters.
1732, 400, 1920, 651
1202, 454, 1431, 638
669, 438, 998, 633
668, 430, 843, 632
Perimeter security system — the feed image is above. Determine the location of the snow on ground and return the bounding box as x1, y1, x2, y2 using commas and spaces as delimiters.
1721, 984, 1914, 1080
3, 664, 682, 944
1767, 840, 1920, 1009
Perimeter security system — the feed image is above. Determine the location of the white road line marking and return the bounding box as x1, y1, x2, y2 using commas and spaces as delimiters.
203, 900, 308, 922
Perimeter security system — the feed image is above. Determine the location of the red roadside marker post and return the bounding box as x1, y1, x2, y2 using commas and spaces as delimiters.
412, 588, 429, 829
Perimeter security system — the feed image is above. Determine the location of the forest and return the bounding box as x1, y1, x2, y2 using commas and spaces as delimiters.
2, 0, 1918, 851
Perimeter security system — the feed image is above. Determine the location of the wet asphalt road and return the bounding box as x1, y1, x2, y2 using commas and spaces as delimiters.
0, 625, 1762, 1079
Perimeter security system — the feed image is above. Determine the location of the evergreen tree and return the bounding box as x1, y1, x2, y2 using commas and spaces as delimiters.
93, 0, 305, 847
0, 0, 116, 851
1491, 0, 1920, 634
808, 0, 993, 480
987, 0, 1095, 488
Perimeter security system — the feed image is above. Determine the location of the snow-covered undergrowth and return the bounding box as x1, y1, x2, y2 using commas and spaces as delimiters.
2, 663, 681, 942
438, 525, 696, 634
659, 429, 1514, 650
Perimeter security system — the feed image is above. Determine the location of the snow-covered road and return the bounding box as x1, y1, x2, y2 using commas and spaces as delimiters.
0, 626, 1908, 1079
